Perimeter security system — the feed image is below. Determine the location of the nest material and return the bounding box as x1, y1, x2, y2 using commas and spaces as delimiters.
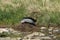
12, 23, 40, 32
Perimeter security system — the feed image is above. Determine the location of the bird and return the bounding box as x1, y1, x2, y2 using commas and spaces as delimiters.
12, 17, 40, 32
21, 17, 36, 26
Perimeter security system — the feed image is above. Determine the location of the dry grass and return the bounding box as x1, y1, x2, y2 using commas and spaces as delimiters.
0, 0, 60, 27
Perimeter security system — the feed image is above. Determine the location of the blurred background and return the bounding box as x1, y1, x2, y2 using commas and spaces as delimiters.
0, 0, 60, 40
0, 0, 60, 27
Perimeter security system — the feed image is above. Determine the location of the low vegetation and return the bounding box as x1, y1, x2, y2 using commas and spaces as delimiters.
0, 0, 60, 27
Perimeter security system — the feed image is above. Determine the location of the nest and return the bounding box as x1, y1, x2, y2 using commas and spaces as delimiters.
12, 23, 40, 32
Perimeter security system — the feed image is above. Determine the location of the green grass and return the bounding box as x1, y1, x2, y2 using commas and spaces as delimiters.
0, 0, 60, 27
